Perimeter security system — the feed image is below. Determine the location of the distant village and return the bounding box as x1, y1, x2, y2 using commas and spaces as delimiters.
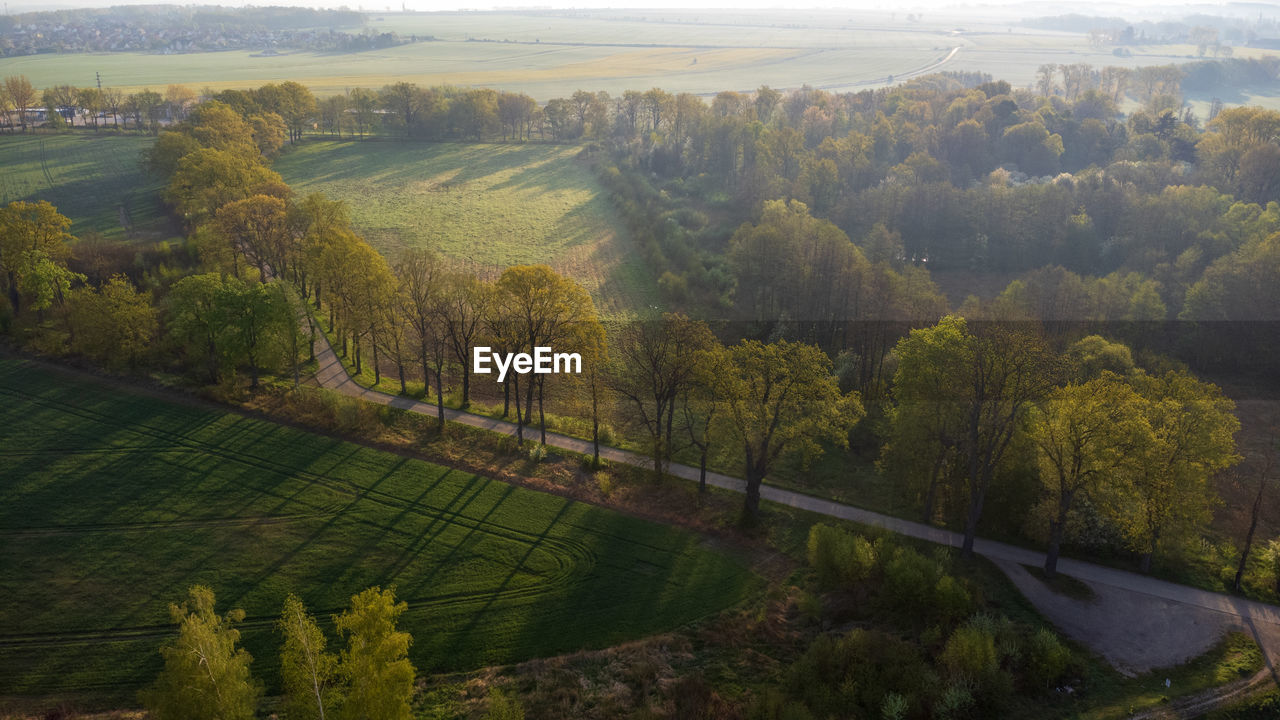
0, 5, 425, 56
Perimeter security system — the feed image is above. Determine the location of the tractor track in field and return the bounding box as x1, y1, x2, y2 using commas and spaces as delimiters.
0, 376, 613, 654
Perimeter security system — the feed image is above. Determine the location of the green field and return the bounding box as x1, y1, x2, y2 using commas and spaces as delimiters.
276, 140, 656, 316
0, 357, 756, 701
2, 10, 1272, 101
0, 133, 170, 241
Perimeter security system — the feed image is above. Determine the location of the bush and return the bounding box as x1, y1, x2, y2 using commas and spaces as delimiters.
880, 692, 909, 720
1025, 628, 1071, 689
882, 545, 943, 618
785, 630, 933, 719
933, 575, 973, 627
941, 626, 998, 683
806, 524, 877, 590
933, 680, 976, 720
486, 689, 525, 720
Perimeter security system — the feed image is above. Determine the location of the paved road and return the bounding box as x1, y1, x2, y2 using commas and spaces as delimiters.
314, 336, 1280, 676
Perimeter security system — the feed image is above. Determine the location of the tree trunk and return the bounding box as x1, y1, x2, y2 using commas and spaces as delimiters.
699, 447, 708, 494
961, 475, 986, 558
513, 374, 524, 445
538, 377, 547, 446
372, 340, 381, 385
1235, 473, 1267, 593
921, 449, 945, 524
1044, 502, 1070, 578
742, 454, 763, 525
398, 363, 407, 395
353, 335, 362, 375
591, 382, 600, 468
502, 378, 510, 418
435, 362, 445, 432
1140, 529, 1159, 574
461, 364, 471, 408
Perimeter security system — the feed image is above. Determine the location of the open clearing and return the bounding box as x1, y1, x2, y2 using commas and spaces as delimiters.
0, 357, 756, 702
275, 140, 656, 316
0, 133, 169, 241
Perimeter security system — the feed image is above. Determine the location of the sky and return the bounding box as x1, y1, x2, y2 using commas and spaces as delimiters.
5, 0, 1253, 11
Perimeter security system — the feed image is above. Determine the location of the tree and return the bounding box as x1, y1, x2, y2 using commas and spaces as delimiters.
166, 273, 230, 383
164, 84, 197, 120
395, 247, 447, 427
4, 75, 37, 132
1107, 370, 1240, 573
334, 587, 415, 720
439, 272, 487, 408
1234, 451, 1274, 593
277, 80, 317, 142
1031, 374, 1148, 576
490, 265, 598, 446
140, 585, 261, 720
279, 594, 341, 720
0, 200, 74, 316
881, 314, 968, 524
248, 112, 288, 158
66, 275, 157, 370
708, 339, 864, 523
215, 195, 290, 277
219, 279, 293, 389
957, 324, 1058, 556
892, 317, 1059, 556
167, 148, 285, 224
608, 313, 717, 477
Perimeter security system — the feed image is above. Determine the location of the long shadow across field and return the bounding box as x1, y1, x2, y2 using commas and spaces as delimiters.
0, 358, 757, 704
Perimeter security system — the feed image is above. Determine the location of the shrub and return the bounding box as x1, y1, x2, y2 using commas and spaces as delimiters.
933, 575, 973, 627
880, 692, 909, 720
1025, 628, 1071, 689
786, 630, 932, 719
806, 524, 877, 590
486, 689, 525, 720
941, 626, 998, 683
882, 546, 942, 617
934, 680, 975, 720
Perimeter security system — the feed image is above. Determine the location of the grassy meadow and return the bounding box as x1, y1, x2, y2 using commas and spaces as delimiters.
0, 357, 757, 702
0, 133, 170, 241
276, 140, 657, 316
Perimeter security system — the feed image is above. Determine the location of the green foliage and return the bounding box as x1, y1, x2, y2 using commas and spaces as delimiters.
940, 625, 998, 684
806, 523, 877, 590
1025, 628, 1071, 690
486, 688, 526, 720
66, 274, 158, 370
334, 587, 415, 720
784, 629, 934, 720
139, 585, 261, 720
279, 594, 341, 720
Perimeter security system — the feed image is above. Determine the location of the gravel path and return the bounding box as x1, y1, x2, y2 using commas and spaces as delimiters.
313, 336, 1280, 681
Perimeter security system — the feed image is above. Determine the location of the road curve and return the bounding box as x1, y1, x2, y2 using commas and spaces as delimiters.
312, 334, 1280, 678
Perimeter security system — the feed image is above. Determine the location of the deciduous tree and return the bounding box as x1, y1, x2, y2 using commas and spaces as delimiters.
709, 339, 864, 523
140, 585, 260, 720
334, 587, 415, 720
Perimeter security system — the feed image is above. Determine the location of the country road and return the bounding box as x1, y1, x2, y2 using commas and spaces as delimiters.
313, 335, 1280, 686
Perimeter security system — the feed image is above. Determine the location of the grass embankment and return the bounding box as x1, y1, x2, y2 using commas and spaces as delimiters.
0, 356, 759, 706
275, 139, 657, 317
0, 133, 170, 241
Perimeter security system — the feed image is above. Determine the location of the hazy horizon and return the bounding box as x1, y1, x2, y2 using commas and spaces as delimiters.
4, 0, 1266, 15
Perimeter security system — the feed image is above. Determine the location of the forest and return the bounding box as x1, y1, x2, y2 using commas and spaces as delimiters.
2, 54, 1280, 718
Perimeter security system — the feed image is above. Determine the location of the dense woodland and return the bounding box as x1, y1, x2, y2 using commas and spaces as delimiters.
2, 64, 1280, 718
